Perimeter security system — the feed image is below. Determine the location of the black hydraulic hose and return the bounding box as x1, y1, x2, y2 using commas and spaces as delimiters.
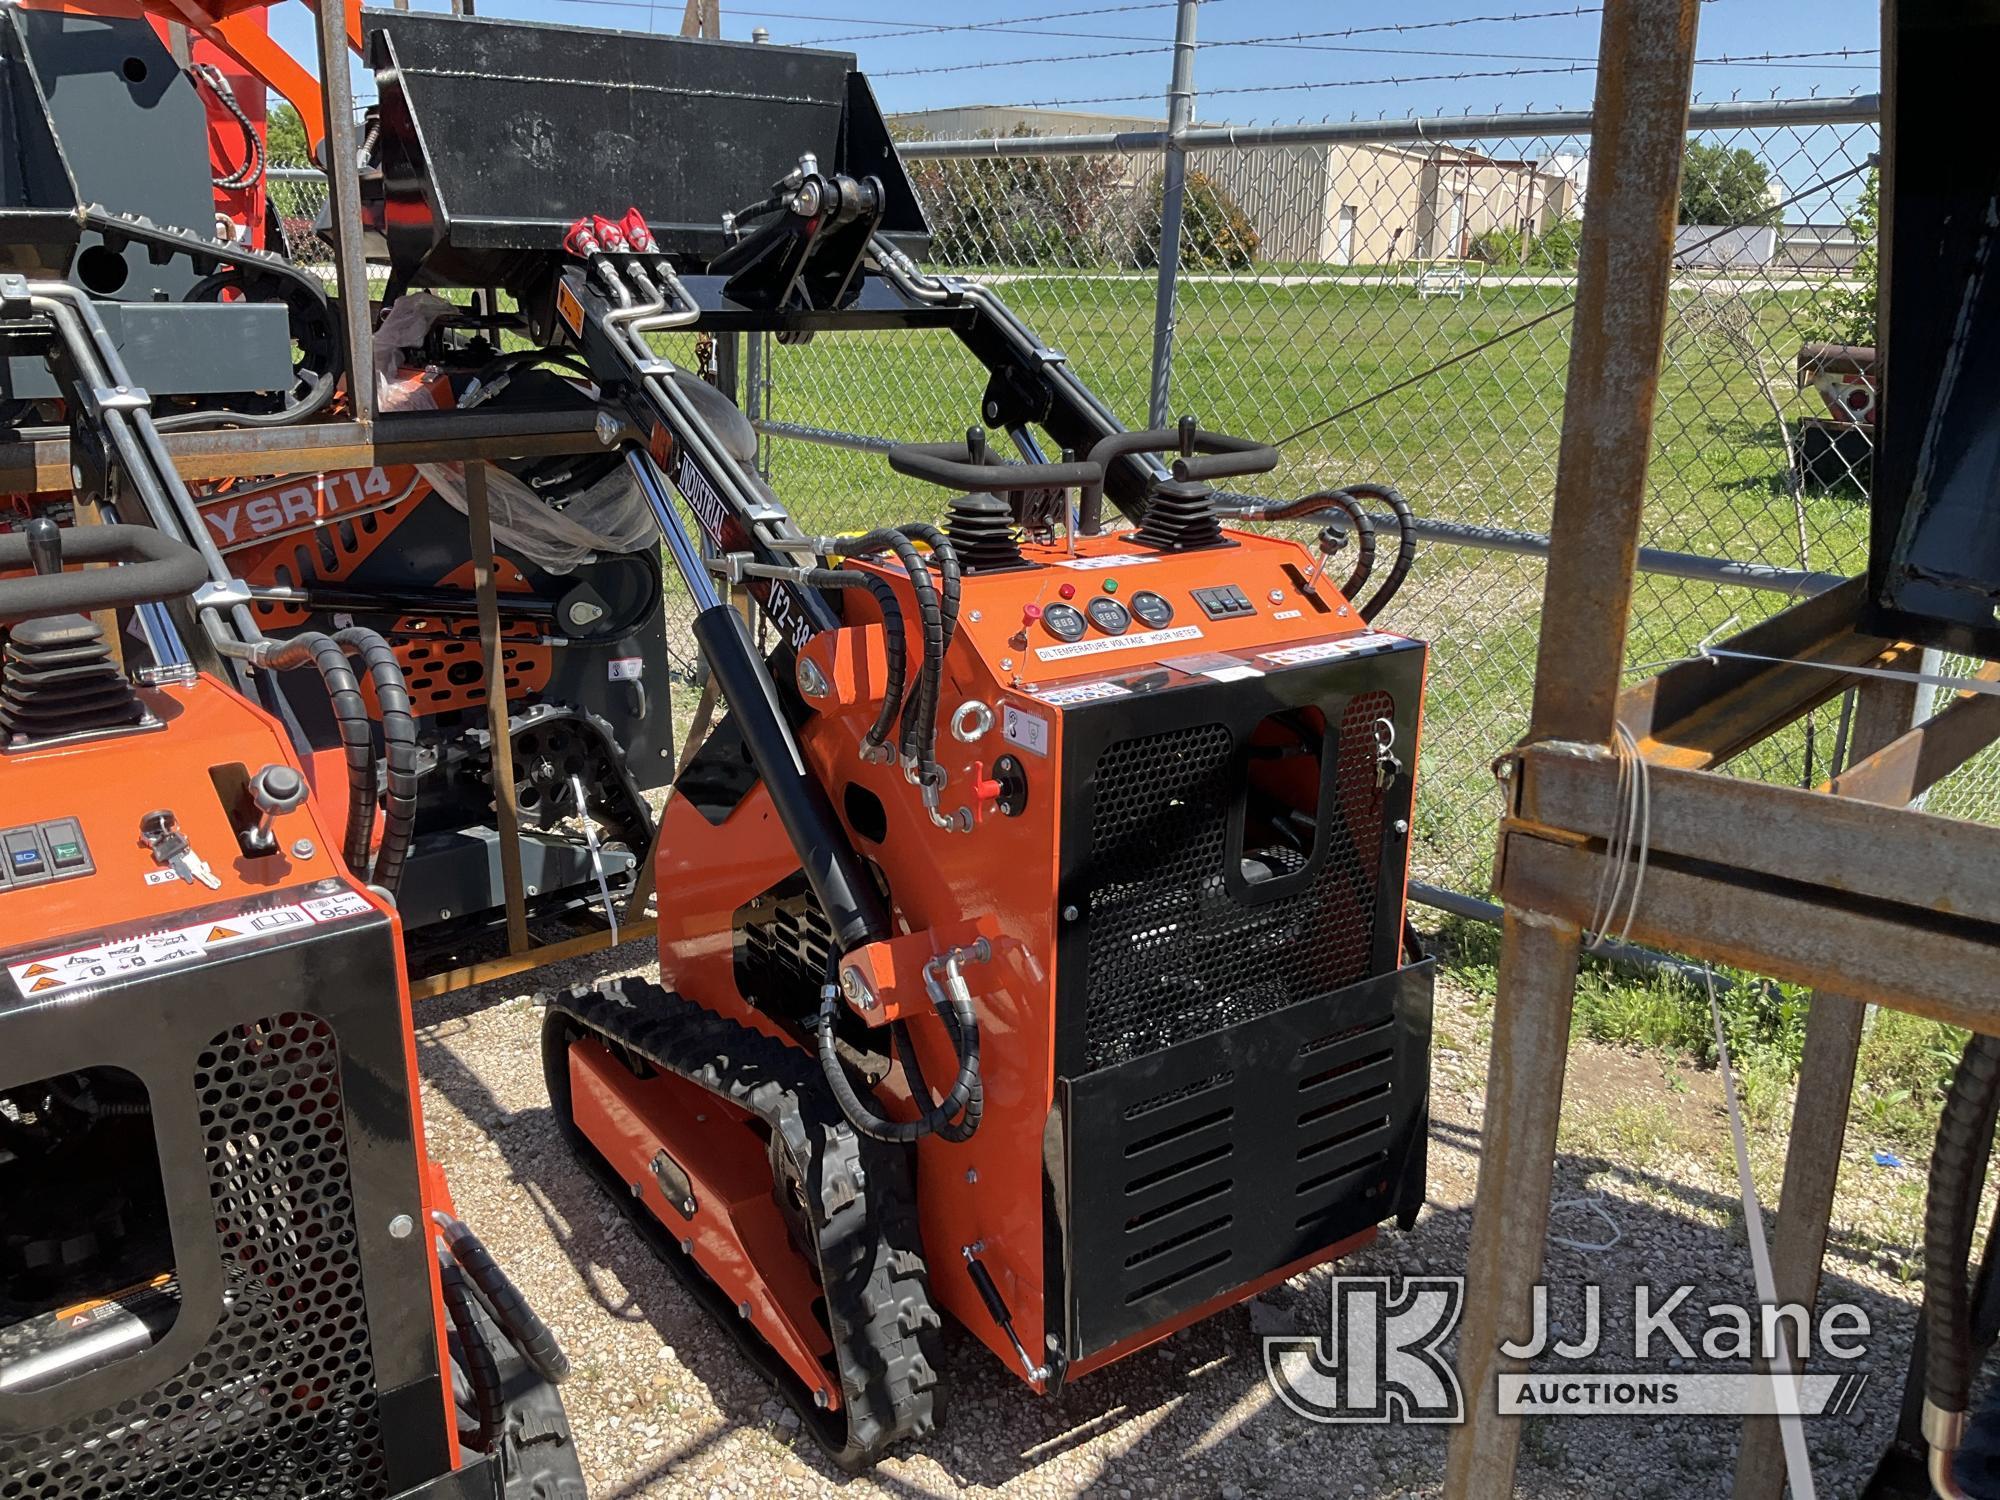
1262, 489, 1377, 603
896, 522, 961, 773
332, 627, 418, 893
728, 195, 787, 227
830, 529, 943, 772
1343, 481, 1418, 622
892, 1009, 983, 1144
804, 568, 906, 757
240, 631, 376, 876
436, 1248, 504, 1452
1925, 1033, 2000, 1422
816, 994, 971, 1144
193, 64, 264, 190
433, 1210, 572, 1386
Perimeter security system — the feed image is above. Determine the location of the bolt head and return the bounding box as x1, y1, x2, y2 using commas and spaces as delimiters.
1269, 588, 1285, 603
738, 1300, 754, 1319
291, 839, 316, 859
1392, 819, 1409, 835
680, 1237, 694, 1254
1062, 904, 1080, 922
388, 1213, 414, 1239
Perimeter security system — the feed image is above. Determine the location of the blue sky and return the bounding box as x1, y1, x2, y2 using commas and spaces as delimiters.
271, 0, 1880, 118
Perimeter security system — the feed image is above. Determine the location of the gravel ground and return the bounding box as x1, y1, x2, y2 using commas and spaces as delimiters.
415, 943, 1935, 1499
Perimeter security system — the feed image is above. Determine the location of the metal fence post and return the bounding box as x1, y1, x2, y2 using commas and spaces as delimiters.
1443, 1, 1701, 1494
1146, 0, 1198, 428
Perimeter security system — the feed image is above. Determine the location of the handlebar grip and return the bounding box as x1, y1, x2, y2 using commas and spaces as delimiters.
886, 441, 1101, 494
1076, 425, 1276, 534
0, 524, 208, 627
1170, 439, 1280, 484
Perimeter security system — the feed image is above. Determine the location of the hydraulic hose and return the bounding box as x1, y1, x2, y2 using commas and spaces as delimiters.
1923, 1030, 2000, 1494
433, 1210, 572, 1386
895, 523, 960, 775
1344, 481, 1418, 622
436, 1249, 505, 1452
804, 567, 906, 758
830, 529, 943, 775
814, 946, 986, 1144
332, 627, 419, 893
221, 630, 376, 876
1262, 489, 1377, 604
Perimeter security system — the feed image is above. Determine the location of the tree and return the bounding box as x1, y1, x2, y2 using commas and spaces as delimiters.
1679, 141, 1776, 226
1816, 166, 1879, 346
1134, 169, 1259, 272
266, 103, 311, 170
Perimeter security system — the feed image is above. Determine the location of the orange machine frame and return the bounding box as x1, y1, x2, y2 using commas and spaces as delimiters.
610, 521, 1427, 1397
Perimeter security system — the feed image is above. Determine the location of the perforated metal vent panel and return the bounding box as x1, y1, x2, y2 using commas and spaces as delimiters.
1080, 692, 1391, 1073
0, 1012, 388, 1500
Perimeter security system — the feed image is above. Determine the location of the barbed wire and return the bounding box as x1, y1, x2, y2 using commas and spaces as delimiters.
974, 52, 1877, 109
881, 38, 1875, 80
795, 0, 1228, 47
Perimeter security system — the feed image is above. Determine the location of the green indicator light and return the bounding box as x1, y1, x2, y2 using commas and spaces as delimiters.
1102, 577, 1119, 593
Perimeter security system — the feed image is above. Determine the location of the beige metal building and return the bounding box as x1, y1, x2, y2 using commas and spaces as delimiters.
893, 106, 1578, 266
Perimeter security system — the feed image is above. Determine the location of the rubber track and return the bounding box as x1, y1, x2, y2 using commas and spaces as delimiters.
542, 977, 944, 1468
84, 206, 333, 317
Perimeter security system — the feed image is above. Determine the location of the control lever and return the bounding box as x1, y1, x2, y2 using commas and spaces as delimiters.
244, 764, 308, 855
569, 773, 620, 946
139, 808, 221, 889
24, 516, 61, 577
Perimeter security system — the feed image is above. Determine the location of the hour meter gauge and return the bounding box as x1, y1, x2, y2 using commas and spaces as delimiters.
1129, 590, 1174, 628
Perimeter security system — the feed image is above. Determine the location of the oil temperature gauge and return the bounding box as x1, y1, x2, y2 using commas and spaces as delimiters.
1042, 602, 1087, 641
1128, 590, 1174, 629
1086, 596, 1131, 634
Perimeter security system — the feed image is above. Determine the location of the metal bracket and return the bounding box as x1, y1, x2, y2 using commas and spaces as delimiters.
192, 579, 255, 611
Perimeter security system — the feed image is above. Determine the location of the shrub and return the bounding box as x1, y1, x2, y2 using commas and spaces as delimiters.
1134, 169, 1259, 272
1527, 217, 1583, 271
905, 128, 1132, 269
1469, 227, 1527, 266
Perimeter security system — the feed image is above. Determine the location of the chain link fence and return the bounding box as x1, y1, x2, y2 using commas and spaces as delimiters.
753, 97, 1950, 905
272, 92, 1987, 915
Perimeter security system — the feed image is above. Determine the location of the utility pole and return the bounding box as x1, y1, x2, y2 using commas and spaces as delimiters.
1146, 0, 1197, 429
681, 0, 719, 37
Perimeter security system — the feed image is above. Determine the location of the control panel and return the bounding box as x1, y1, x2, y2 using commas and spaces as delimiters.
1191, 584, 1259, 620
0, 819, 93, 889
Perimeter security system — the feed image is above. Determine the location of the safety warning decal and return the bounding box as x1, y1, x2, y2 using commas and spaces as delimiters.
1029, 679, 1131, 706
8, 889, 377, 997
1001, 704, 1051, 757
1052, 553, 1162, 572
1259, 631, 1404, 667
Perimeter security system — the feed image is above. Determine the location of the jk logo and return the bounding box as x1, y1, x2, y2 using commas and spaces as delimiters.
1264, 1276, 1466, 1424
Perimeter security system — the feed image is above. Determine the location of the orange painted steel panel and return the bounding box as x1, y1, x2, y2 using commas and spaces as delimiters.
568, 1038, 840, 1406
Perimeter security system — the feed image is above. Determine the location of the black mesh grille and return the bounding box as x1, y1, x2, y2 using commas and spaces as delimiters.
0, 1012, 389, 1500
1081, 692, 1391, 1073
